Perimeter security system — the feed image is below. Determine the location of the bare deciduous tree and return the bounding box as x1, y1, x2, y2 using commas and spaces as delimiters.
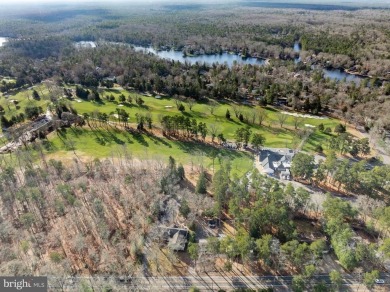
208, 102, 219, 115
276, 112, 288, 128
231, 104, 241, 118
292, 116, 304, 130
250, 109, 257, 124
187, 98, 196, 111
209, 124, 220, 143
258, 108, 268, 126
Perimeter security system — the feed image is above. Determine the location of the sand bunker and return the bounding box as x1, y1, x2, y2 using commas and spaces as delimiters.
281, 111, 327, 120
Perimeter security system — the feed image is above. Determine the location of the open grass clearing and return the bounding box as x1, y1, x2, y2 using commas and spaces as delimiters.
67, 88, 342, 150
0, 84, 346, 152
0, 84, 50, 119
0, 85, 358, 173
48, 127, 254, 177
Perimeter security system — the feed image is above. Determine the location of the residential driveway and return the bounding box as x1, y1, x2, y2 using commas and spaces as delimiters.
254, 158, 326, 210
287, 180, 327, 211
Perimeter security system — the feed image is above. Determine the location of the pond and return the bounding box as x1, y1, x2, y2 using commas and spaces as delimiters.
133, 46, 266, 67
294, 42, 364, 83
293, 41, 301, 53
74, 41, 97, 48
0, 37, 8, 47
322, 67, 364, 84
73, 40, 366, 83
140, 43, 363, 83
294, 41, 302, 63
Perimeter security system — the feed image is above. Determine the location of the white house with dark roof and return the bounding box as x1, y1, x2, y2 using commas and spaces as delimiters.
259, 148, 296, 180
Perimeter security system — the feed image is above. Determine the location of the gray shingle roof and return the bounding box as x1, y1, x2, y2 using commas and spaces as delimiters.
166, 228, 188, 251
259, 148, 295, 172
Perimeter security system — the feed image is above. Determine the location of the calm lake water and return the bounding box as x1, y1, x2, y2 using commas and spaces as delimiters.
140, 43, 363, 83
322, 68, 363, 84
293, 42, 301, 53
75, 41, 364, 83
0, 37, 8, 47
75, 41, 97, 48
293, 42, 363, 83
133, 46, 266, 67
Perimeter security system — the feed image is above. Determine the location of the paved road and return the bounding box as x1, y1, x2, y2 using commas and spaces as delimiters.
48, 273, 390, 291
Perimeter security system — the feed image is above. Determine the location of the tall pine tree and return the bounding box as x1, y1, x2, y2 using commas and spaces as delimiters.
196, 171, 207, 194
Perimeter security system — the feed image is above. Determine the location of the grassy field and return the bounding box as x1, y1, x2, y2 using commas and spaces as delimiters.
67, 88, 341, 150
47, 126, 254, 176
0, 84, 50, 119
1, 85, 346, 174
302, 128, 334, 152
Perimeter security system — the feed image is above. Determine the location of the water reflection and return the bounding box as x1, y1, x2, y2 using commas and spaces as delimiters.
0, 37, 8, 47
294, 42, 363, 83
75, 41, 97, 48
133, 46, 266, 67
73, 41, 366, 83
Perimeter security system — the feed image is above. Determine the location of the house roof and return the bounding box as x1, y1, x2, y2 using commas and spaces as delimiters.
259, 148, 295, 172
261, 156, 270, 168
164, 228, 188, 251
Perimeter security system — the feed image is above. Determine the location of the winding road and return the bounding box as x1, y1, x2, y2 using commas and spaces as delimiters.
48, 273, 390, 291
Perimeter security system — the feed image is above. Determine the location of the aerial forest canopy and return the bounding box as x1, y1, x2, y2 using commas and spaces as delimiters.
0, 1, 390, 290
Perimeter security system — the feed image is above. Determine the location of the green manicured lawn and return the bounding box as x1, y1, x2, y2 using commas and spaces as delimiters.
68, 89, 341, 152
0, 84, 50, 119
302, 129, 335, 152
1, 85, 347, 174
48, 127, 254, 176
1, 85, 343, 153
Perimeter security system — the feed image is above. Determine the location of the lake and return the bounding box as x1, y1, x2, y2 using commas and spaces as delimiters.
73, 41, 266, 66
322, 68, 363, 84
75, 41, 97, 48
293, 42, 363, 83
133, 46, 266, 67
293, 42, 301, 53
74, 40, 365, 83
139, 43, 363, 83
0, 37, 8, 47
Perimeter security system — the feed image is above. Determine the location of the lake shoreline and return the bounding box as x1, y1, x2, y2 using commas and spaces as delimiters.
76, 40, 387, 82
